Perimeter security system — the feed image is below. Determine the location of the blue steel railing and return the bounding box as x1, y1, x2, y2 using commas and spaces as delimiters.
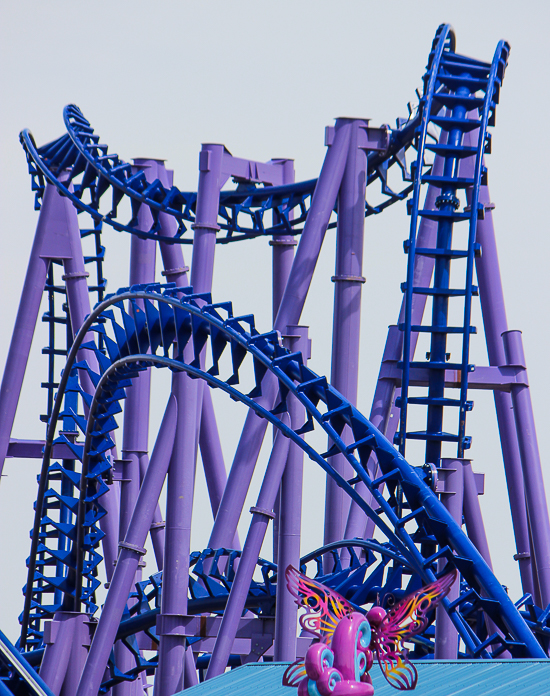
396, 24, 510, 463
20, 283, 545, 666
20, 104, 418, 245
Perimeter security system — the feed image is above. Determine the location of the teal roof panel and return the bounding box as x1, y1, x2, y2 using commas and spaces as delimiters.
177, 660, 550, 696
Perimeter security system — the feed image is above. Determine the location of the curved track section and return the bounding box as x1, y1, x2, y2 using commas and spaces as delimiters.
21, 284, 545, 668
20, 106, 418, 245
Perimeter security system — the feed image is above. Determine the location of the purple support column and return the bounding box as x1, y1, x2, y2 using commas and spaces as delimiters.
199, 389, 229, 517
137, 453, 165, 570
154, 368, 199, 696
158, 196, 230, 531
155, 145, 225, 696
119, 159, 160, 540
59, 182, 119, 579
75, 396, 177, 696
41, 612, 92, 696
270, 158, 296, 563
206, 419, 291, 679
270, 159, 296, 321
40, 613, 77, 695
274, 327, 309, 662
59, 615, 91, 696
434, 458, 463, 659
0, 184, 69, 476
460, 135, 534, 596
324, 119, 369, 551
208, 120, 352, 552
115, 159, 160, 696
502, 330, 550, 605
462, 461, 492, 568
344, 178, 442, 541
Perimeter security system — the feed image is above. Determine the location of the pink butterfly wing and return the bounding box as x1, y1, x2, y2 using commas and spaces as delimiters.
373, 570, 457, 690
376, 651, 418, 691
285, 565, 355, 643
282, 658, 308, 688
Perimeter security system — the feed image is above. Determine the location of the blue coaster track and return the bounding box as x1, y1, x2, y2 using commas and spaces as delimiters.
5, 22, 549, 696
396, 25, 510, 462
21, 283, 546, 671
20, 107, 417, 245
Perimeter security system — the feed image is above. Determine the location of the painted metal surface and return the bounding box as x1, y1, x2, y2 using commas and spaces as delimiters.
0, 21, 549, 696
175, 661, 550, 696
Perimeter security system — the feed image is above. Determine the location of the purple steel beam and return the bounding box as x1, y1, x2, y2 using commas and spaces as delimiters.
75, 396, 177, 696
138, 453, 165, 570
502, 330, 550, 605
40, 612, 77, 694
119, 159, 159, 540
344, 176, 442, 540
154, 367, 199, 696
324, 119, 369, 551
156, 145, 289, 692
156, 164, 229, 544
460, 135, 535, 596
274, 327, 309, 662
462, 460, 492, 568
0, 183, 72, 477
270, 159, 297, 321
155, 145, 226, 696
270, 158, 296, 563
208, 119, 352, 552
434, 459, 463, 659
475, 218, 535, 595
59, 181, 119, 580
40, 612, 91, 696
206, 418, 291, 679
116, 159, 160, 696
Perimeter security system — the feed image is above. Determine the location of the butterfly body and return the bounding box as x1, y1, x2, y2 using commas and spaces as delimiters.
282, 566, 456, 693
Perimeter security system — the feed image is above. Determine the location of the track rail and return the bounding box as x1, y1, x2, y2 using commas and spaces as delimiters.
396, 24, 510, 462
20, 105, 418, 245
20, 283, 545, 664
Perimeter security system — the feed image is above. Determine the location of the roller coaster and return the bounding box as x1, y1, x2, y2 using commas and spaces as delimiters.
1, 22, 549, 696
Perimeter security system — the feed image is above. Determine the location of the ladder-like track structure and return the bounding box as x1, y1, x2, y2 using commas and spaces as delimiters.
397, 26, 509, 462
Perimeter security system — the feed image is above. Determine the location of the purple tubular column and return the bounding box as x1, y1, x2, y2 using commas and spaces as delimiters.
157, 188, 230, 529
0, 184, 64, 476
116, 159, 159, 696
324, 119, 368, 551
344, 179, 441, 540
119, 159, 159, 540
40, 612, 92, 696
59, 183, 119, 579
475, 210, 534, 593
208, 121, 352, 551
206, 418, 291, 679
40, 613, 77, 694
274, 327, 309, 661
154, 369, 199, 696
434, 459, 463, 659
502, 330, 550, 605
462, 461, 492, 567
460, 134, 534, 596
75, 396, 178, 696
155, 145, 225, 696
270, 159, 297, 321
199, 390, 230, 518
270, 158, 296, 562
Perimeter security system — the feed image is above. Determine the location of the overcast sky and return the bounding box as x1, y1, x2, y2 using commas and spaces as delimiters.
1, 1, 549, 642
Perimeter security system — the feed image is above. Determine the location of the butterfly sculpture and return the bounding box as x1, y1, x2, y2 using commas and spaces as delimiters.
282, 566, 457, 695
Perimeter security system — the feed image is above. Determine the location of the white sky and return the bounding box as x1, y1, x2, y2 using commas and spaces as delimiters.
1, 0, 549, 643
